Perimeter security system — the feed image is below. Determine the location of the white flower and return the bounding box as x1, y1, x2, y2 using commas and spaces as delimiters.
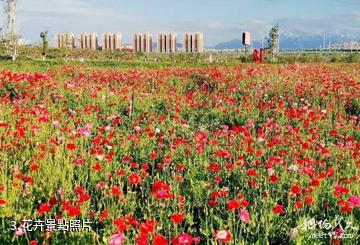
258, 137, 265, 142
288, 227, 299, 241
288, 164, 298, 172
267, 168, 275, 176
96, 155, 104, 161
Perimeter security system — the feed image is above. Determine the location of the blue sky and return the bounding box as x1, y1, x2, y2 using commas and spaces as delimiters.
5, 0, 360, 46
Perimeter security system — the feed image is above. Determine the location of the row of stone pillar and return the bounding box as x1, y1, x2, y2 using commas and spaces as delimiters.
55, 32, 204, 53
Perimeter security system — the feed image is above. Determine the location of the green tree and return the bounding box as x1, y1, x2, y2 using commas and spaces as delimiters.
2, 0, 19, 60
267, 24, 280, 62
40, 31, 49, 58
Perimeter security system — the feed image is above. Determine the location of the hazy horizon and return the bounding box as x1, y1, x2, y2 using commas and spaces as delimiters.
2, 0, 360, 46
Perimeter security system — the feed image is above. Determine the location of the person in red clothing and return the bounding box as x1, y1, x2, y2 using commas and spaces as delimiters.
252, 49, 260, 63
260, 48, 265, 63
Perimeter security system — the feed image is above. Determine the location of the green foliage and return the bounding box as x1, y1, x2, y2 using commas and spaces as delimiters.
40, 31, 49, 57
267, 24, 280, 62
344, 98, 360, 117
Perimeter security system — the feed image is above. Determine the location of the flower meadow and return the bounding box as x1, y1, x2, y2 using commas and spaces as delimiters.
0, 63, 359, 245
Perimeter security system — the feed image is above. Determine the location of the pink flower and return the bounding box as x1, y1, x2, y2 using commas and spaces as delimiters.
134, 125, 142, 133
74, 157, 84, 166
78, 127, 91, 137
214, 229, 231, 243
57, 188, 65, 195
348, 196, 360, 207
15, 227, 25, 237
239, 209, 250, 224
171, 233, 193, 244
109, 233, 125, 245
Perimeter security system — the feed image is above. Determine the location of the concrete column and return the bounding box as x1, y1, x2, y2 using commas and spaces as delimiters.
137, 34, 141, 52
142, 34, 146, 52
132, 34, 136, 52
104, 34, 108, 50
184, 34, 187, 52
114, 33, 121, 50
91, 33, 97, 50
108, 33, 112, 50
149, 35, 152, 52
158, 33, 162, 53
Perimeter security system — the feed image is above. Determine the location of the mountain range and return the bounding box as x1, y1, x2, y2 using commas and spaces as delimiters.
213, 31, 360, 50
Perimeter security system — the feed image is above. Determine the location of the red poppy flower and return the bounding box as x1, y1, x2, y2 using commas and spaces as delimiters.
99, 209, 109, 222
266, 170, 276, 180
111, 186, 122, 196
24, 176, 33, 184
170, 213, 186, 224
66, 143, 77, 150
30, 164, 39, 171
140, 220, 157, 233
128, 173, 141, 185
240, 200, 249, 207
93, 163, 102, 171
227, 200, 240, 211
208, 200, 218, 207
295, 201, 303, 209
248, 181, 257, 187
291, 183, 302, 195
273, 204, 286, 215
304, 196, 313, 205
311, 179, 320, 187
136, 232, 148, 245
0, 199, 6, 207
153, 234, 168, 245
246, 169, 257, 177
67, 205, 81, 217
38, 203, 51, 215
330, 130, 338, 136
151, 180, 173, 200
29, 240, 38, 245
49, 197, 57, 206
0, 122, 9, 127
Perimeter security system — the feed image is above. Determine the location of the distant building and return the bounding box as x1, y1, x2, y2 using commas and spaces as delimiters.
133, 33, 152, 53
330, 40, 360, 50
183, 32, 203, 53
157, 32, 177, 53
55, 33, 75, 48
103, 33, 122, 51
78, 33, 98, 50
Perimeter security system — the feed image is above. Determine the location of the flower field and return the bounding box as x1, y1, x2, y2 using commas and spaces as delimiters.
0, 63, 359, 244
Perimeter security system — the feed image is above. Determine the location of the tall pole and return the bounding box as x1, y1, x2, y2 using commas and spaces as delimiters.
323, 32, 326, 51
